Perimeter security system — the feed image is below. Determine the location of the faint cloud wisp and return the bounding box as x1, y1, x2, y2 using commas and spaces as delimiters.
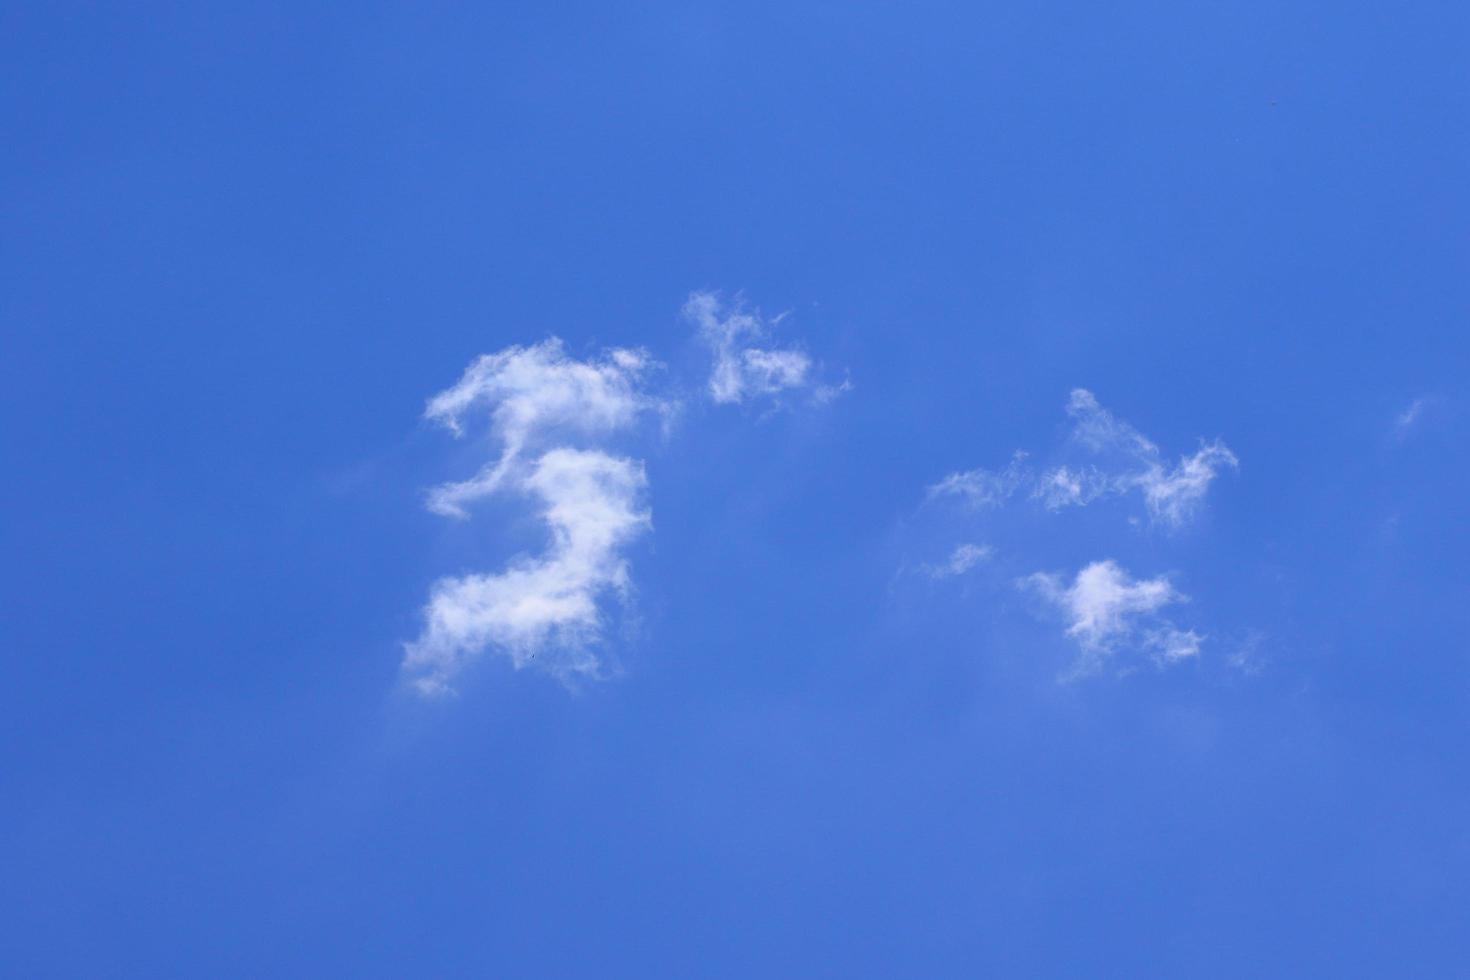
684, 291, 842, 406
928, 389, 1236, 530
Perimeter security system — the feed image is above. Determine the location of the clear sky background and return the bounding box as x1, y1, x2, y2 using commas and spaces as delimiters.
4, 2, 1468, 976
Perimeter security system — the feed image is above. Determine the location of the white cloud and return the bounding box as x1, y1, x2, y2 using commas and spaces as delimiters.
405, 449, 650, 695
1023, 559, 1198, 676
1050, 389, 1238, 529
914, 395, 1243, 682
1397, 396, 1427, 431
684, 291, 818, 404
1136, 443, 1239, 527
812, 377, 855, 406
423, 339, 663, 518
927, 452, 1030, 508
425, 338, 655, 442
406, 340, 665, 695
927, 390, 1235, 529
405, 289, 845, 697
1144, 626, 1203, 665
1031, 464, 1109, 510
923, 542, 992, 578
1226, 631, 1267, 675
1065, 388, 1158, 459
1395, 395, 1435, 440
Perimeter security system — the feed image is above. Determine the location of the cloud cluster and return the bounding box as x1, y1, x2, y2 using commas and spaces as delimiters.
924, 389, 1235, 677
930, 389, 1236, 530
1024, 560, 1200, 677
684, 291, 826, 405
406, 295, 843, 696
405, 341, 664, 695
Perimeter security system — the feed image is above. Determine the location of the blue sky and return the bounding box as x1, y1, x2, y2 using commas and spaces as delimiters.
4, 2, 1468, 976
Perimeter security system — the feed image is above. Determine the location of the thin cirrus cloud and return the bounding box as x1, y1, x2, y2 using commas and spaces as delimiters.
1394, 395, 1433, 440
923, 543, 993, 579
404, 340, 666, 696
1046, 389, 1238, 528
927, 452, 1030, 509
930, 389, 1236, 530
404, 294, 843, 696
683, 291, 849, 406
1023, 559, 1202, 677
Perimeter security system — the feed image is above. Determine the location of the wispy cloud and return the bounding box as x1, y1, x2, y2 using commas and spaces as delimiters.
406, 340, 665, 695
1226, 630, 1268, 675
922, 543, 992, 578
1394, 395, 1434, 440
1022, 559, 1200, 677
684, 291, 838, 405
423, 339, 663, 518
928, 389, 1236, 530
928, 452, 1029, 509
1052, 390, 1237, 529
812, 377, 856, 406
1397, 397, 1427, 430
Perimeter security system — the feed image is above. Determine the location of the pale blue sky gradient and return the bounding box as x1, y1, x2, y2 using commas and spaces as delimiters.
4, 3, 1468, 976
